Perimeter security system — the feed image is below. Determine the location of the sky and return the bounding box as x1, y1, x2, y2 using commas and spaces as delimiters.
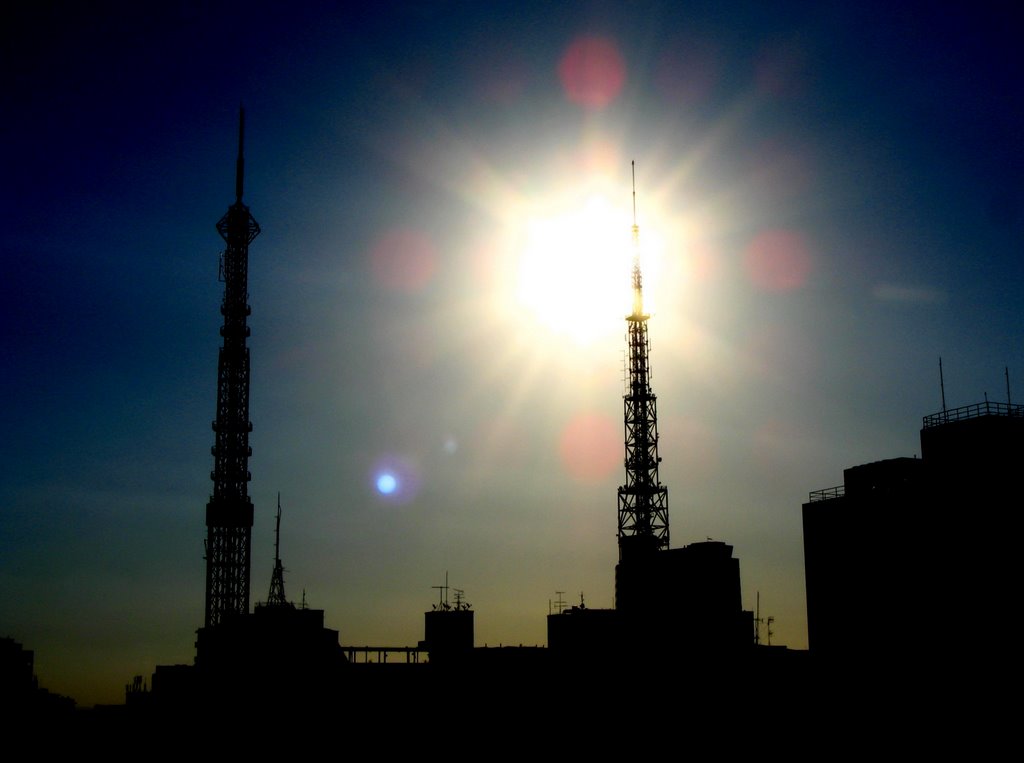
2, 1, 1021, 707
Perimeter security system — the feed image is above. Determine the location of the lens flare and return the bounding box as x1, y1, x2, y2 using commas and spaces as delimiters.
512, 192, 666, 345
743, 229, 812, 292
558, 35, 626, 109
370, 229, 437, 293
376, 472, 398, 495
559, 411, 620, 482
872, 283, 946, 304
370, 455, 421, 505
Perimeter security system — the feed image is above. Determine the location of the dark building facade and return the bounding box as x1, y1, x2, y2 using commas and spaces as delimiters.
616, 540, 753, 651
551, 541, 753, 660
422, 608, 474, 660
1, 636, 75, 718
803, 401, 1022, 673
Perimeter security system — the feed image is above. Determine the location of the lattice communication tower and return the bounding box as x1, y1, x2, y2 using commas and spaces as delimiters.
204, 108, 260, 627
617, 162, 670, 558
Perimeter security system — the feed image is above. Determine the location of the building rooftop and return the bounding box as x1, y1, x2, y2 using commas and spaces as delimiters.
807, 485, 844, 503
922, 401, 1024, 429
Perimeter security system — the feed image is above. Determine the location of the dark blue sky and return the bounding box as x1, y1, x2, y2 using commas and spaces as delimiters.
2, 1, 1021, 706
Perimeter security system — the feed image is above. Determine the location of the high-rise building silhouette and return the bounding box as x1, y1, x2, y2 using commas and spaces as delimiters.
204, 108, 260, 628
1, 637, 75, 718
803, 397, 1022, 672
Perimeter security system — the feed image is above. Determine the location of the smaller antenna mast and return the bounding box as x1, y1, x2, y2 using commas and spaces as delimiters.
754, 591, 762, 646
629, 160, 644, 317
432, 571, 450, 610
631, 160, 637, 228
274, 492, 281, 563
266, 492, 288, 606
939, 357, 947, 413
1006, 366, 1012, 406
554, 590, 566, 615
235, 105, 246, 203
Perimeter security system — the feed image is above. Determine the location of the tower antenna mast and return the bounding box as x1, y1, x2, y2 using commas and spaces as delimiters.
939, 357, 947, 413
617, 161, 670, 567
204, 106, 261, 627
267, 493, 287, 605
632, 160, 637, 226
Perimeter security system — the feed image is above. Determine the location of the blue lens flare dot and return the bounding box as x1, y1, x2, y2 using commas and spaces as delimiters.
376, 472, 398, 495
370, 454, 421, 505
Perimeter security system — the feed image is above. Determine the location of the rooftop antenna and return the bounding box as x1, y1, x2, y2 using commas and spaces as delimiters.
1006, 366, 1012, 406
432, 571, 450, 610
266, 493, 287, 606
939, 357, 947, 413
630, 160, 643, 317
754, 591, 762, 646
235, 104, 246, 203
274, 494, 281, 559
632, 159, 637, 229
554, 590, 566, 615
625, 160, 637, 387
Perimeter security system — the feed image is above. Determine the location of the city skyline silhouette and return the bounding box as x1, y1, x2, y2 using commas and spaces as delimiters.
2, 3, 1022, 708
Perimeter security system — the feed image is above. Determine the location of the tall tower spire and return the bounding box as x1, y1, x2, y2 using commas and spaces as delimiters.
266, 493, 288, 606
617, 161, 670, 563
205, 106, 261, 627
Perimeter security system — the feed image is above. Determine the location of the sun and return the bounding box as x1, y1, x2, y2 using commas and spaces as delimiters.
513, 192, 660, 346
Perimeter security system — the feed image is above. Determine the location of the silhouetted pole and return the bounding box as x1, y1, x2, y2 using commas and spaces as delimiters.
939, 357, 947, 414
432, 571, 450, 610
205, 107, 261, 627
267, 494, 287, 605
754, 591, 762, 645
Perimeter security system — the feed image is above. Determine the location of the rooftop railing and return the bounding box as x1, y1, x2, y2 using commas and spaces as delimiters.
922, 401, 1024, 429
808, 485, 845, 503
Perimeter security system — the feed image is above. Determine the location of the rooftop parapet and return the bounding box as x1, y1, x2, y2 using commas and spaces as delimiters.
807, 485, 844, 503
922, 401, 1024, 429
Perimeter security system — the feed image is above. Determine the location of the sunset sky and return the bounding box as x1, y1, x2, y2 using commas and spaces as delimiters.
2, 2, 1021, 706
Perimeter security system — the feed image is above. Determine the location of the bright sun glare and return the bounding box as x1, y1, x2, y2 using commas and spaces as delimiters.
514, 193, 664, 346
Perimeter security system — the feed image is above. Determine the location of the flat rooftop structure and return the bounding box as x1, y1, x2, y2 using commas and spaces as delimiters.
922, 400, 1023, 428
803, 397, 1022, 662
807, 485, 844, 503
